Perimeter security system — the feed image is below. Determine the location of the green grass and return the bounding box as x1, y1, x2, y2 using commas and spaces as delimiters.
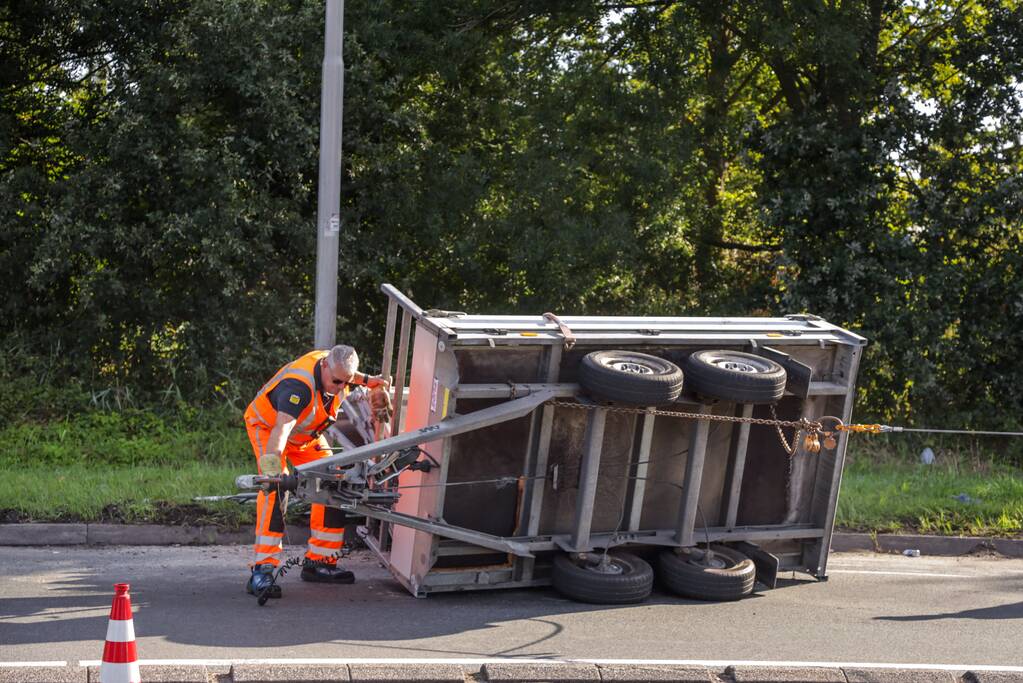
0, 462, 252, 528
0, 405, 249, 468
837, 442, 1023, 536
1, 387, 1020, 536
0, 386, 255, 527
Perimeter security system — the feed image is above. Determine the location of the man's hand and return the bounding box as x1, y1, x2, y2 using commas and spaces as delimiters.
364, 374, 391, 390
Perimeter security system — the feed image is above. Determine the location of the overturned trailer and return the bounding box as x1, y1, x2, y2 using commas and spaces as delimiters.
240, 284, 866, 602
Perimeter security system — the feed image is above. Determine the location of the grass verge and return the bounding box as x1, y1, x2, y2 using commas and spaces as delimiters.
837, 441, 1023, 536
0, 398, 257, 527
0, 462, 251, 529
1, 404, 1020, 537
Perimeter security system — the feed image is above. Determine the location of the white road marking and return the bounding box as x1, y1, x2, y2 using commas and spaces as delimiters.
828, 569, 968, 578
70, 658, 1023, 672
582, 659, 1023, 672
829, 562, 1023, 576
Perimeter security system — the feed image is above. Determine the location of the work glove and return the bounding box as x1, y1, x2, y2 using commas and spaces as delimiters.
364, 373, 390, 390
369, 387, 394, 442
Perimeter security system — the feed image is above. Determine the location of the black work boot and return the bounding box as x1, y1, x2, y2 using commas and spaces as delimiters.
300, 561, 355, 584
246, 563, 282, 598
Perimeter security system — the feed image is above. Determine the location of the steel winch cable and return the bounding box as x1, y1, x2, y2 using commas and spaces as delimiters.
244, 397, 1021, 604
819, 416, 1023, 438
837, 424, 1023, 437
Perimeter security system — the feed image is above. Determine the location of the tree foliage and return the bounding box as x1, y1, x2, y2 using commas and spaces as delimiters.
2, 0, 1021, 429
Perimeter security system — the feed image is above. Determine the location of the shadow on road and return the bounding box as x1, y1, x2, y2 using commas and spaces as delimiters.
0, 555, 733, 656
876, 601, 1023, 622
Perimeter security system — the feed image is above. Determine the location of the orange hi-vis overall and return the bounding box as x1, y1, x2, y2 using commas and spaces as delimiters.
243, 350, 349, 568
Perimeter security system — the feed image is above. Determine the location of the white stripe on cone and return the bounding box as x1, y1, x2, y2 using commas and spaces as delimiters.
105, 618, 136, 643
100, 661, 140, 683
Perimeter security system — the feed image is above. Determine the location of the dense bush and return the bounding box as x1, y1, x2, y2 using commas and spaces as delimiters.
2, 0, 1021, 431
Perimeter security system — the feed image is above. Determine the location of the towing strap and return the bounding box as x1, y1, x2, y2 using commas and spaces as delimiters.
543, 312, 576, 350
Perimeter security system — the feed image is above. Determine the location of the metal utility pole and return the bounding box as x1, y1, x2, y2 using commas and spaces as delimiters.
314, 0, 344, 348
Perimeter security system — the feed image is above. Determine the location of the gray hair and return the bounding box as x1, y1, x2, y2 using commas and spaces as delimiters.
327, 344, 359, 375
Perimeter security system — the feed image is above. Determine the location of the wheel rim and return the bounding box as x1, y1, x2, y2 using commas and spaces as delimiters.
579, 554, 627, 575
600, 358, 657, 374
701, 352, 773, 374
612, 361, 654, 374
684, 548, 733, 570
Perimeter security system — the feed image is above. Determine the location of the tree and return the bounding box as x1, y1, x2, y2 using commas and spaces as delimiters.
2, 0, 1020, 431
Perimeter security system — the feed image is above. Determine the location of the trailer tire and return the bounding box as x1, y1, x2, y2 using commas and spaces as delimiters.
552, 551, 654, 604
682, 350, 786, 404
579, 351, 683, 405
658, 545, 756, 601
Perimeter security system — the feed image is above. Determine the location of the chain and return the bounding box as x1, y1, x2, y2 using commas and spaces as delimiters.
768, 404, 799, 455
769, 402, 810, 456
550, 399, 828, 456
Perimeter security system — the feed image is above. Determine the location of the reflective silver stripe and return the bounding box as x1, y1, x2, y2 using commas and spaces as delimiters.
290, 400, 338, 445
293, 385, 323, 434
307, 543, 339, 556
294, 413, 318, 434
295, 388, 343, 440
254, 553, 280, 564
291, 426, 317, 438
286, 366, 316, 385
254, 357, 321, 432
310, 529, 344, 543
257, 362, 316, 403
256, 365, 295, 399
247, 365, 291, 428
255, 535, 283, 547
273, 366, 317, 425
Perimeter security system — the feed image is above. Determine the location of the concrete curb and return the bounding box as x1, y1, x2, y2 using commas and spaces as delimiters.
843, 668, 957, 682
2, 663, 1021, 682
2, 524, 1020, 557
0, 523, 87, 545
727, 665, 847, 681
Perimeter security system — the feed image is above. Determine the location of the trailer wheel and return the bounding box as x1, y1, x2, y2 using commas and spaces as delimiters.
579, 350, 683, 405
658, 545, 756, 601
682, 350, 786, 404
552, 551, 654, 604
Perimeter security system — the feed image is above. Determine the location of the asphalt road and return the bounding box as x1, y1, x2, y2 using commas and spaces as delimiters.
1, 546, 1021, 670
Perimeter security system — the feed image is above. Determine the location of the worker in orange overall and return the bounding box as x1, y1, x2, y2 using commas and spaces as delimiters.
242, 344, 389, 598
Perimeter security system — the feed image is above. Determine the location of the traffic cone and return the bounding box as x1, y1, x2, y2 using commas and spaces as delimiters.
100, 583, 140, 683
